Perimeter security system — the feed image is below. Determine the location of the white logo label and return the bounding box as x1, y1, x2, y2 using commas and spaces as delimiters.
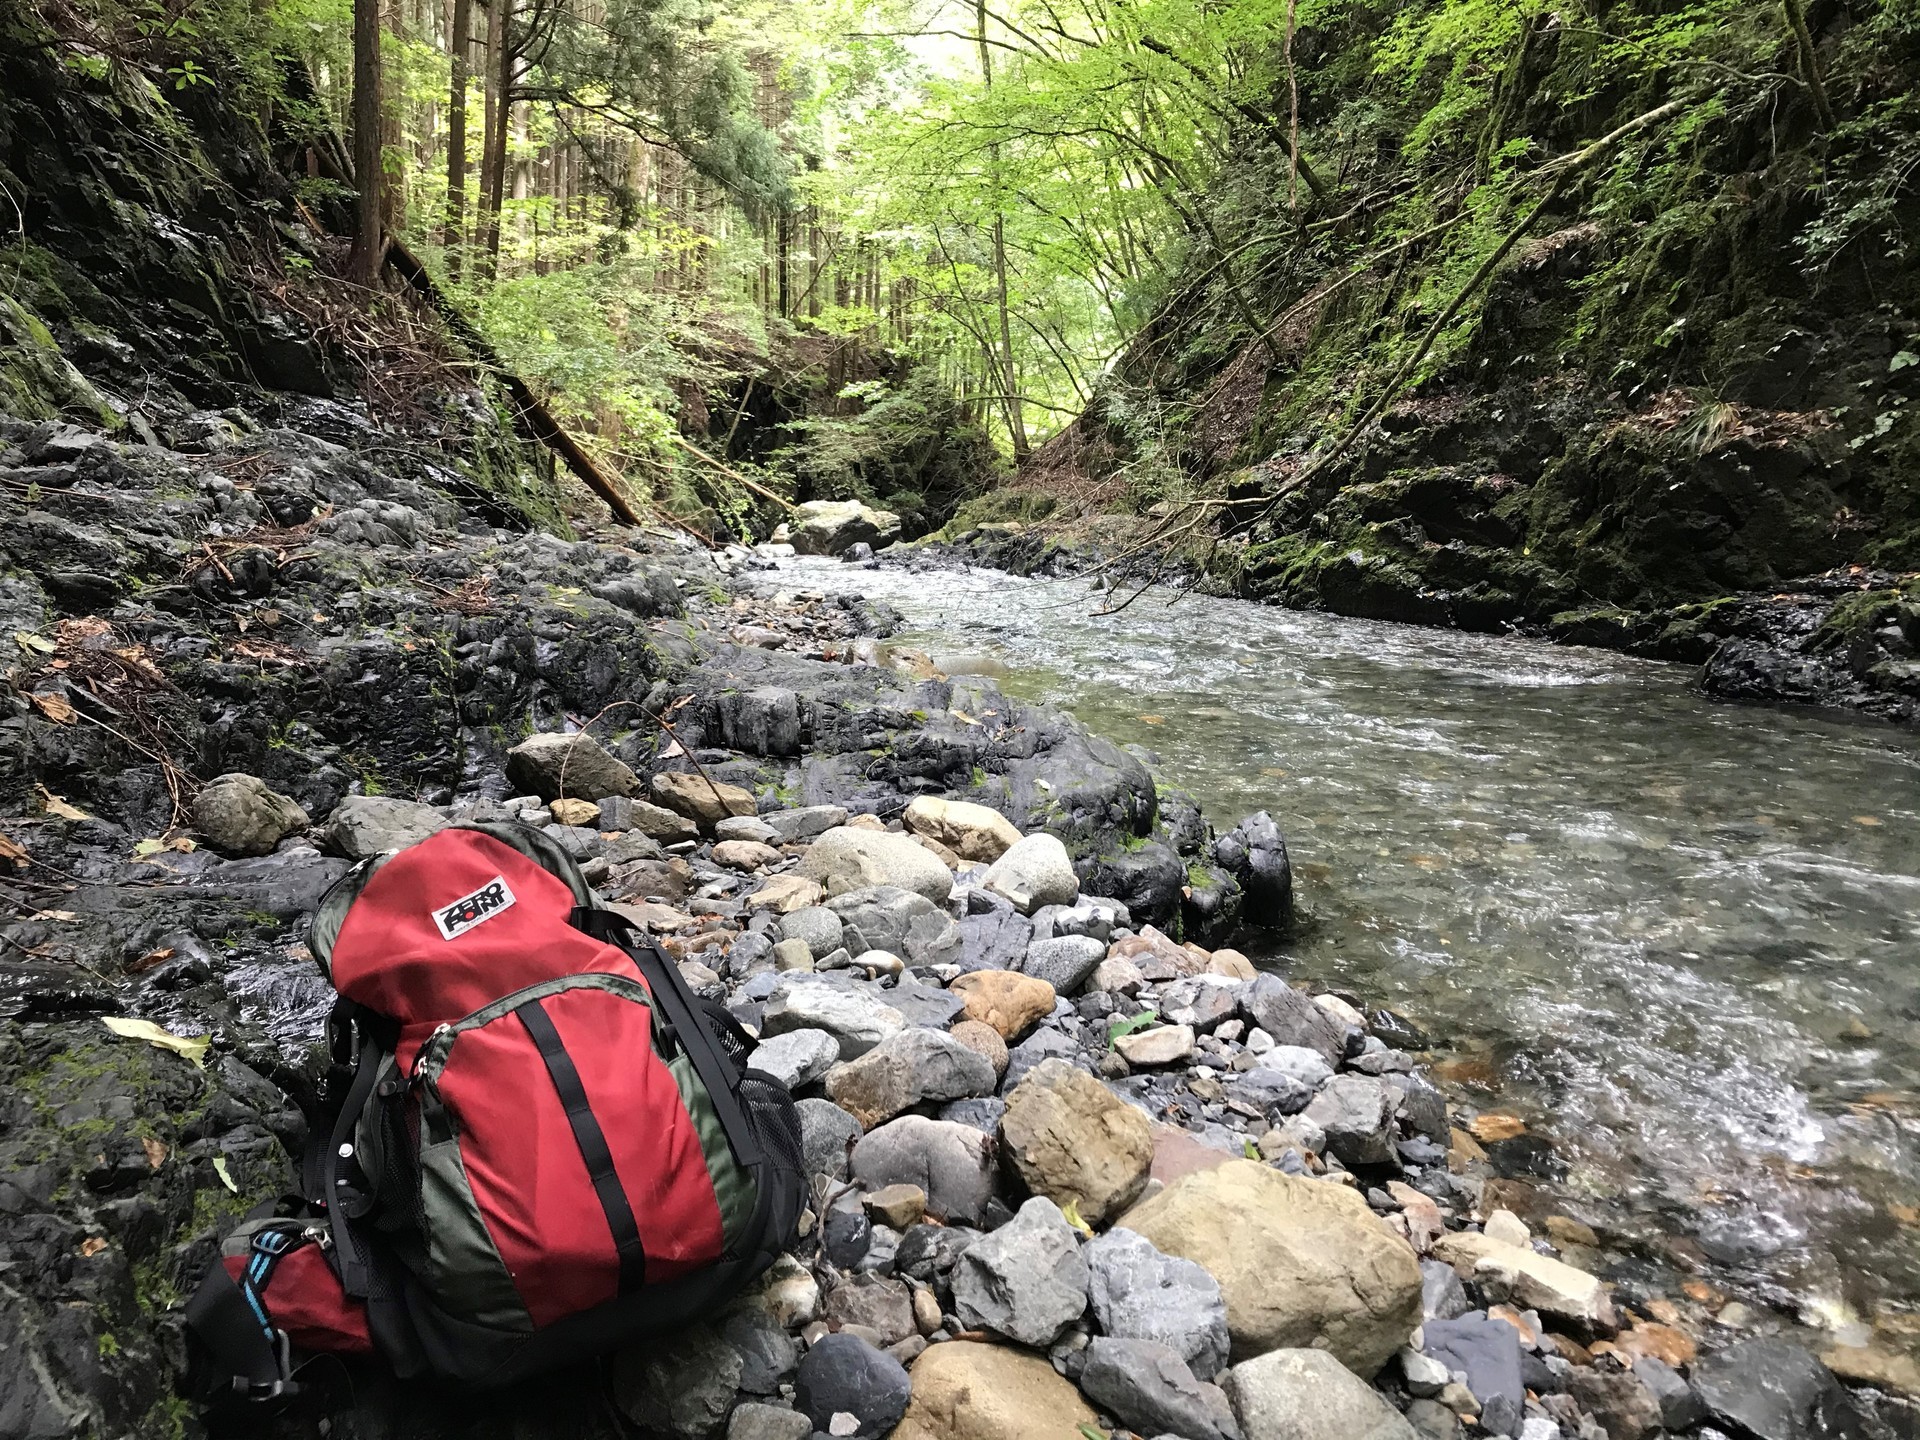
433, 876, 516, 940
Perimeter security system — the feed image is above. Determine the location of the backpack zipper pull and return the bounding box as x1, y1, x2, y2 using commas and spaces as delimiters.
412, 1022, 453, 1079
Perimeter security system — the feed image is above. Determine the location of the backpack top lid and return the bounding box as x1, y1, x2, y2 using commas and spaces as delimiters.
314, 826, 624, 1027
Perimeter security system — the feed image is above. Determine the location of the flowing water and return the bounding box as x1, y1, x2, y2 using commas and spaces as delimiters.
776, 556, 1920, 1336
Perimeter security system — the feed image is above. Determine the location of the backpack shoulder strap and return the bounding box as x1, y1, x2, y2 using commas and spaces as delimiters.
570, 907, 765, 1173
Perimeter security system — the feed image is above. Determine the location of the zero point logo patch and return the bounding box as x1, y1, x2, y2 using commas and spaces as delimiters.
434, 876, 516, 940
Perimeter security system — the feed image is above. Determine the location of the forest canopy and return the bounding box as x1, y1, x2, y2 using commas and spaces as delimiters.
22, 0, 1920, 531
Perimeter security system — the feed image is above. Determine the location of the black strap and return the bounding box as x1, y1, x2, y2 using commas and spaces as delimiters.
516, 998, 648, 1295
184, 1242, 299, 1398
314, 1039, 384, 1297
572, 907, 765, 1172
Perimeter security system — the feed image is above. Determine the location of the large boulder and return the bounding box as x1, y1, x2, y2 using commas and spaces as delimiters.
951, 1196, 1089, 1347
825, 1029, 996, 1129
1214, 812, 1293, 927
902, 796, 1022, 861
801, 827, 954, 904
850, 1115, 997, 1225
998, 1058, 1153, 1227
789, 499, 902, 557
507, 731, 640, 801
982, 833, 1079, 914
1085, 1226, 1231, 1380
192, 772, 310, 856
828, 886, 963, 967
320, 795, 446, 859
891, 1341, 1098, 1440
1119, 1159, 1422, 1375
1223, 1348, 1418, 1440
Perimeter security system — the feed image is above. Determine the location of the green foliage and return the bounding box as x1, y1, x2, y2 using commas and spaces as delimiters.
777, 367, 999, 519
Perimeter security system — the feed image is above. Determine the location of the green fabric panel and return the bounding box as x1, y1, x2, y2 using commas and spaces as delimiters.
671, 1054, 759, 1253
307, 852, 391, 976
416, 1088, 532, 1333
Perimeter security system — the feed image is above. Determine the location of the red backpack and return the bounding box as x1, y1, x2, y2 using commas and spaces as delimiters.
187, 822, 806, 1396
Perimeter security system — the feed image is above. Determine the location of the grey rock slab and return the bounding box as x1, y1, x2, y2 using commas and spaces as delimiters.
823, 1028, 996, 1128
850, 1115, 996, 1226
778, 904, 845, 960
1029, 898, 1123, 944
1079, 1337, 1241, 1440
1229, 1065, 1315, 1117
1422, 1316, 1524, 1415
938, 1096, 1006, 1134
801, 826, 953, 904
1001, 1027, 1079, 1091
760, 976, 905, 1059
763, 805, 850, 842
727, 1403, 812, 1440
828, 885, 963, 967
1238, 974, 1349, 1068
957, 906, 1034, 973
507, 730, 639, 801
611, 1321, 742, 1438
1020, 934, 1107, 995
1086, 1226, 1230, 1380
1387, 1072, 1450, 1142
1303, 1074, 1402, 1168
718, 1300, 800, 1394
1260, 1045, 1335, 1091
824, 1274, 916, 1347
716, 815, 780, 844
1632, 1356, 1706, 1431
952, 1196, 1089, 1348
320, 795, 446, 859
793, 1332, 911, 1440
1420, 1260, 1472, 1322
747, 1028, 841, 1090
798, 1097, 862, 1179
1224, 1348, 1419, 1440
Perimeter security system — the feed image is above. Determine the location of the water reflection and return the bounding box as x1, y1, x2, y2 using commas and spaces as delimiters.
776, 558, 1920, 1325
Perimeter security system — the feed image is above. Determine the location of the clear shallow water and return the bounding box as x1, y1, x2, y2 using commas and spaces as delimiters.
778, 558, 1920, 1333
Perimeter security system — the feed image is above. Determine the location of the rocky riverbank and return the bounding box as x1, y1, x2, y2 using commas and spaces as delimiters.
3, 394, 1917, 1440
871, 520, 1920, 728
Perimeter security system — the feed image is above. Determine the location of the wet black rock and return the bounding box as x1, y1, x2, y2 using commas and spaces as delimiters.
792, 1332, 912, 1440
1212, 812, 1294, 927
1691, 1338, 1873, 1440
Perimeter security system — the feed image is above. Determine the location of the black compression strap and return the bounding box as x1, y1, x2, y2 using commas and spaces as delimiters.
516, 999, 648, 1295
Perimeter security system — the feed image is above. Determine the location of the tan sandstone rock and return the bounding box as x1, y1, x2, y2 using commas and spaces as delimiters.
1119, 1159, 1422, 1376
902, 796, 1023, 862
999, 1057, 1153, 1226
649, 770, 756, 828
892, 1341, 1098, 1440
949, 969, 1056, 1041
